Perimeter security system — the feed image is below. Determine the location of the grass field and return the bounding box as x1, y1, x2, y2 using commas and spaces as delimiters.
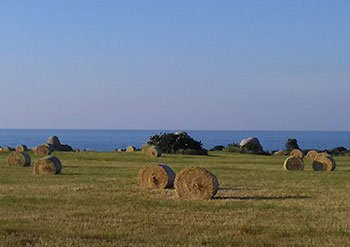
1, 151, 350, 246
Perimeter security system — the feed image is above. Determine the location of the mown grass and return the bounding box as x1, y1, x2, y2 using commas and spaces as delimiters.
0, 151, 350, 246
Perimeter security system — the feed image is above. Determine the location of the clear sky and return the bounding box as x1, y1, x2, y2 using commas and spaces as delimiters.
1, 0, 349, 130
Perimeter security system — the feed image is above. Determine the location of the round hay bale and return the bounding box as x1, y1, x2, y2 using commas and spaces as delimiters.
314, 152, 330, 160
290, 149, 304, 159
145, 146, 161, 158
126, 146, 136, 152
35, 144, 53, 156
273, 150, 286, 156
118, 148, 124, 152
112, 148, 118, 152
7, 152, 31, 166
283, 156, 304, 171
138, 164, 175, 189
313, 156, 336, 171
1, 146, 12, 152
174, 167, 219, 200
141, 144, 152, 152
306, 150, 318, 161
33, 156, 62, 175
16, 144, 28, 152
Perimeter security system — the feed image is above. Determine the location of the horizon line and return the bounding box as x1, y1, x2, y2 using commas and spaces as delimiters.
1, 128, 350, 132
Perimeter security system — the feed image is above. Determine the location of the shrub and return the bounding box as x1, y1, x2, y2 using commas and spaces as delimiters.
147, 132, 207, 155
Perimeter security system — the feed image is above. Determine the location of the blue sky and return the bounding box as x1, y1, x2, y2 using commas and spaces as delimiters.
1, 0, 349, 130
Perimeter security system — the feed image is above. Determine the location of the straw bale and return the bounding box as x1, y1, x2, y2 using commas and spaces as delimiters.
306, 150, 318, 161
273, 150, 286, 156
145, 146, 161, 158
126, 146, 136, 152
16, 144, 28, 152
174, 167, 219, 199
7, 152, 31, 166
138, 164, 175, 189
35, 144, 53, 156
33, 156, 62, 175
313, 155, 336, 171
118, 148, 124, 152
314, 152, 330, 160
290, 149, 304, 159
141, 144, 152, 152
283, 156, 304, 171
1, 146, 12, 152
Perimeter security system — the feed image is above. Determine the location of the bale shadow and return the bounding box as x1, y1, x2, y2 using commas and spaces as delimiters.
214, 195, 310, 200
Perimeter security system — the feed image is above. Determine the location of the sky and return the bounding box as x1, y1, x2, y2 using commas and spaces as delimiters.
0, 0, 349, 130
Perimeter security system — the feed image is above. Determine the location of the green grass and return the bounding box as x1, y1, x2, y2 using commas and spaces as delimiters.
1, 151, 350, 246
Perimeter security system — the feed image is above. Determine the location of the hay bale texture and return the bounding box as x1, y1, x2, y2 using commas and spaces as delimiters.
306, 150, 318, 161
33, 156, 62, 175
16, 144, 28, 152
290, 149, 304, 159
7, 152, 31, 166
314, 152, 330, 160
138, 164, 175, 189
283, 156, 304, 171
312, 155, 336, 171
126, 146, 136, 152
1, 146, 13, 152
174, 167, 219, 199
141, 144, 152, 152
35, 144, 53, 156
145, 146, 161, 158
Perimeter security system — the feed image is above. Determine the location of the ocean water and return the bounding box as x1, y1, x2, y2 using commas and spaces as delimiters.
0, 129, 349, 151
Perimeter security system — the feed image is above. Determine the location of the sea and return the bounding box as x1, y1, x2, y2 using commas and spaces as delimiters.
0, 129, 350, 152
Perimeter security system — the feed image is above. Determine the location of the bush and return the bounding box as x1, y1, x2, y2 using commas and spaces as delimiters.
209, 145, 225, 151
147, 132, 207, 155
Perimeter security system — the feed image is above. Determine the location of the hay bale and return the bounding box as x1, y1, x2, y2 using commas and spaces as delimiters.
145, 146, 161, 157
314, 152, 330, 160
290, 149, 304, 159
35, 144, 53, 156
1, 146, 12, 152
138, 164, 175, 189
126, 146, 136, 152
306, 150, 318, 161
141, 144, 152, 152
33, 156, 62, 175
16, 144, 28, 152
283, 156, 304, 171
7, 152, 31, 166
174, 167, 219, 199
273, 150, 286, 156
112, 148, 118, 152
313, 155, 336, 171
118, 148, 124, 152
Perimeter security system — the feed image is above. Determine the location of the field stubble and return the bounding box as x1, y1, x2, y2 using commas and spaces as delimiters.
0, 151, 350, 246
